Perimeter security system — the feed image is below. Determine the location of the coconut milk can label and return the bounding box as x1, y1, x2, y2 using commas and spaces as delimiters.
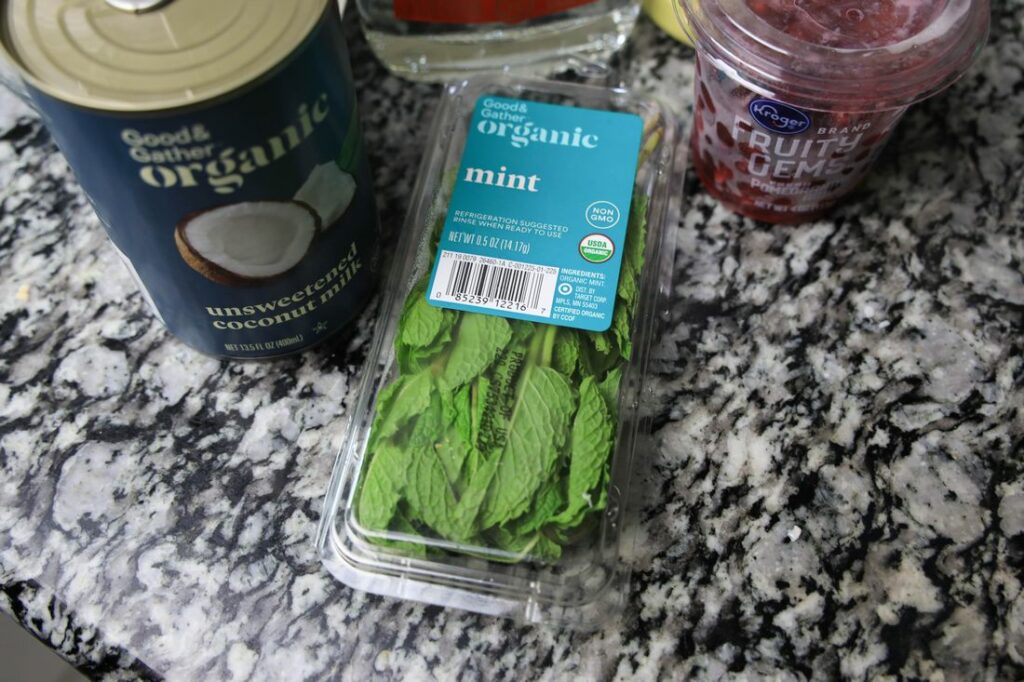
426, 96, 642, 333
24, 6, 378, 358
114, 93, 369, 349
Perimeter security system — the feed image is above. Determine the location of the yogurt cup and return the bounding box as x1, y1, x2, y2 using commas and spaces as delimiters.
676, 0, 991, 224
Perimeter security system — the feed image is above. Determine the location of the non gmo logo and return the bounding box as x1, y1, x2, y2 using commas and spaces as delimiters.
748, 99, 812, 136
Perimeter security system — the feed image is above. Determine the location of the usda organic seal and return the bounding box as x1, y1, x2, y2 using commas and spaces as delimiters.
579, 234, 615, 264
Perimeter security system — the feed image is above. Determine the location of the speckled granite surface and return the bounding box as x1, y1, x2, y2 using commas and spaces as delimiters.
1, 5, 1022, 681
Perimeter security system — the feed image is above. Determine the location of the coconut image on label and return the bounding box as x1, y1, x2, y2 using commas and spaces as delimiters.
175, 200, 320, 287
294, 162, 357, 231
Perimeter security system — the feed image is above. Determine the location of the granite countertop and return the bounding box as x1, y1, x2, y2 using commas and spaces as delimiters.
2, 6, 1023, 681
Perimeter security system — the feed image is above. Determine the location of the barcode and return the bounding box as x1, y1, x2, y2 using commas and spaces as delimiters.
429, 251, 558, 318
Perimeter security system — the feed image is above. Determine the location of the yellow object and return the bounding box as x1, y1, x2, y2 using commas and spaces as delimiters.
643, 0, 694, 47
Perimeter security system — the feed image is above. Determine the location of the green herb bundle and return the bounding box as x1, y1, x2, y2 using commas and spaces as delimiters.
356, 191, 649, 563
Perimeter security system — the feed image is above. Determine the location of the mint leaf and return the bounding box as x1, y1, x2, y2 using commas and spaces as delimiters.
487, 527, 562, 563
405, 446, 458, 539
462, 446, 484, 488
551, 377, 614, 526
408, 389, 449, 452
598, 367, 622, 421
400, 386, 463, 538
369, 509, 429, 559
476, 345, 526, 454
608, 195, 648, 342
611, 303, 633, 360
625, 195, 649, 278
357, 442, 408, 531
452, 383, 472, 444
488, 526, 539, 558
396, 311, 454, 373
451, 454, 499, 540
582, 336, 619, 377
509, 319, 537, 345
441, 313, 512, 388
395, 276, 456, 371
553, 329, 580, 377
435, 384, 473, 484
380, 510, 428, 558
510, 479, 564, 535
399, 293, 446, 349
532, 534, 563, 562
479, 366, 576, 528
617, 257, 639, 322
435, 427, 470, 485
370, 372, 433, 445
592, 332, 613, 355
470, 375, 490, 450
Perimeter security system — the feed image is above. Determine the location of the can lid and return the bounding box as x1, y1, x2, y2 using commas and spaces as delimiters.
1, 0, 329, 112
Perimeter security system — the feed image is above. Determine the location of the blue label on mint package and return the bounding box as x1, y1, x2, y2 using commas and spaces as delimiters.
426, 95, 643, 332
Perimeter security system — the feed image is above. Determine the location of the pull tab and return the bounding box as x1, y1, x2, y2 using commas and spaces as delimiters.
104, 0, 171, 12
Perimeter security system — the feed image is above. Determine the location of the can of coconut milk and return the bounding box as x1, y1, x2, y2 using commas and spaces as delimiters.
0, 0, 378, 358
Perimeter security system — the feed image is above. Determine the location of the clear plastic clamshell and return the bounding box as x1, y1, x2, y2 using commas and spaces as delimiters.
317, 75, 686, 627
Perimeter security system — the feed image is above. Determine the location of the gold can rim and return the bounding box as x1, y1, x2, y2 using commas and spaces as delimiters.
0, 0, 331, 113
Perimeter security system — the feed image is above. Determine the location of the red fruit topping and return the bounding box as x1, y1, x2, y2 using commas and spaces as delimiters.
738, 142, 758, 158
716, 122, 736, 147
700, 83, 716, 114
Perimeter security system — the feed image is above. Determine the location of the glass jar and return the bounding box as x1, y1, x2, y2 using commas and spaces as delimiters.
357, 0, 640, 81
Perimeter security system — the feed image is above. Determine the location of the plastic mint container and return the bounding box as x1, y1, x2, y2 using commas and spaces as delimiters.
317, 76, 684, 626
